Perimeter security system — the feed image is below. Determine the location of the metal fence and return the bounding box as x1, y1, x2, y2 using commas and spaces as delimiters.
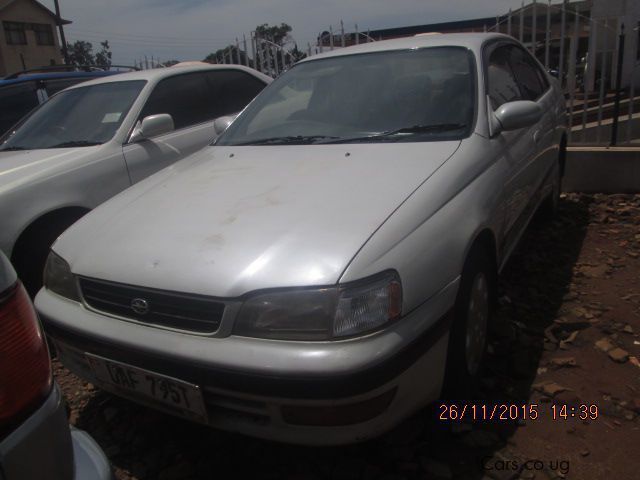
487, 1, 640, 146
317, 1, 640, 147
204, 31, 299, 78
133, 31, 300, 78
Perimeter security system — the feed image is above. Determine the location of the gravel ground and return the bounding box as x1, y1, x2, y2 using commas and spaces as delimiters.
54, 193, 640, 480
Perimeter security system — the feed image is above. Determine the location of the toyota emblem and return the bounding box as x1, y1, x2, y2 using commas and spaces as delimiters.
131, 298, 150, 315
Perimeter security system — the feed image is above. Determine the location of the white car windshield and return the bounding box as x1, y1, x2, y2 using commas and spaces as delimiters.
217, 46, 475, 146
0, 80, 145, 151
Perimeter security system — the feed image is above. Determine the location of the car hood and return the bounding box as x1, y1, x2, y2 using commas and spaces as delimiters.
0, 147, 102, 190
55, 142, 460, 297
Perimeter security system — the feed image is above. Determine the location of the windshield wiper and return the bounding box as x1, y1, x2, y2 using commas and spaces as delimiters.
234, 135, 340, 146
321, 123, 467, 144
48, 140, 103, 148
0, 146, 27, 151
384, 123, 467, 135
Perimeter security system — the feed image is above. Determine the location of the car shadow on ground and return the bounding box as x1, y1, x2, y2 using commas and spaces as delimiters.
73, 195, 592, 480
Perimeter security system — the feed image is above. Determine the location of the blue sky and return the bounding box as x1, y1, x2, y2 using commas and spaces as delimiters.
43, 0, 535, 66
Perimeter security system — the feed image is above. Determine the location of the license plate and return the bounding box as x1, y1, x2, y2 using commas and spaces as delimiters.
85, 353, 207, 423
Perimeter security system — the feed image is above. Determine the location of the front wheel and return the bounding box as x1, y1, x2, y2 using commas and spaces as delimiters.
540, 160, 562, 218
442, 247, 495, 399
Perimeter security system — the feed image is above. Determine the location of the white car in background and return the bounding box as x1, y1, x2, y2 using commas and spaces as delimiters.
0, 64, 271, 294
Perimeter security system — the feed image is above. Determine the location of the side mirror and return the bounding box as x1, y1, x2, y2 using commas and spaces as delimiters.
493, 100, 543, 134
213, 113, 238, 135
130, 114, 174, 143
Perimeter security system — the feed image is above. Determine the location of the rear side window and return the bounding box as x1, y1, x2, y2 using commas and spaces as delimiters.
487, 46, 521, 110
0, 82, 39, 134
139, 72, 214, 130
508, 47, 547, 101
205, 70, 265, 117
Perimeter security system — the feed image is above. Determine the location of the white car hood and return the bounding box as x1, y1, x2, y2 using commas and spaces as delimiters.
0, 147, 102, 190
55, 142, 460, 297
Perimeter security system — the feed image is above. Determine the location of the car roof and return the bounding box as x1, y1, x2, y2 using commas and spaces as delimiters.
62, 64, 271, 90
298, 32, 509, 63
0, 70, 120, 87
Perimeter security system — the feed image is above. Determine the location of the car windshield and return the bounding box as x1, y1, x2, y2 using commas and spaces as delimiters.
0, 80, 145, 151
217, 47, 475, 146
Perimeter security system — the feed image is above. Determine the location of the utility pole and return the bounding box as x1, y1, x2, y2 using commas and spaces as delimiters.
53, 0, 70, 64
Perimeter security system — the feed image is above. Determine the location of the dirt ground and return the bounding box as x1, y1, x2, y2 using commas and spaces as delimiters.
53, 194, 640, 480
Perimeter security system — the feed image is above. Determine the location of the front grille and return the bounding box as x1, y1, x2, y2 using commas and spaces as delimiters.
79, 277, 225, 334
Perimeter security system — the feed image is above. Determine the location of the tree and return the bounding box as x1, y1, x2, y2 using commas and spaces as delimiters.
66, 40, 94, 66
94, 41, 112, 69
255, 23, 292, 46
253, 23, 306, 74
202, 23, 306, 75
204, 45, 251, 67
66, 39, 112, 68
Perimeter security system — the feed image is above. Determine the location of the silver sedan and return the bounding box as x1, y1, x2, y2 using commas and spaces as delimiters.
36, 33, 566, 445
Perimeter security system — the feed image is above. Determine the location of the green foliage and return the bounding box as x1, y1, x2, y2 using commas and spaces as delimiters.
203, 45, 252, 67
202, 23, 306, 74
66, 40, 94, 66
66, 40, 112, 68
255, 23, 292, 46
95, 41, 112, 68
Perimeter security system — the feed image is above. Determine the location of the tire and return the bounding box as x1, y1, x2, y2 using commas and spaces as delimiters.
540, 140, 566, 219
539, 160, 562, 219
442, 245, 496, 400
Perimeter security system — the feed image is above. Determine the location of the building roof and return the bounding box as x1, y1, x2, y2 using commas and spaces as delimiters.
363, 16, 506, 39
320, 0, 593, 45
0, 0, 72, 25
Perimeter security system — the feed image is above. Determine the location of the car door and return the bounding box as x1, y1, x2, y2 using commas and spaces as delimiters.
507, 46, 557, 197
486, 43, 540, 256
122, 69, 266, 184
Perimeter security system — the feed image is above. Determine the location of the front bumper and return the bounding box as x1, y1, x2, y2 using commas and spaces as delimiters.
36, 278, 458, 445
0, 384, 112, 480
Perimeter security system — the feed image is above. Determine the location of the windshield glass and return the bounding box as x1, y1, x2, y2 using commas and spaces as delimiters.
0, 80, 145, 151
217, 47, 475, 146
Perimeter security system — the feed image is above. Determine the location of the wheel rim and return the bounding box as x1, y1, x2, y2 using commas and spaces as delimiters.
465, 272, 489, 376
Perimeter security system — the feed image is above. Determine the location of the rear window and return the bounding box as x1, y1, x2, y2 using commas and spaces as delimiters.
0, 82, 39, 135
139, 70, 266, 131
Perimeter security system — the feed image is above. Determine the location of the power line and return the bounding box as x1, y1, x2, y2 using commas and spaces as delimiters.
66, 26, 239, 43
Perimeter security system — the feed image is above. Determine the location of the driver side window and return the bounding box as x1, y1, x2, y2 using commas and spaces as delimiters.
487, 45, 522, 110
139, 72, 214, 131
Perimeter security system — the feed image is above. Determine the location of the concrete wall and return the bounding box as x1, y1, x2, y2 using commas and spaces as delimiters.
0, 0, 62, 76
564, 147, 640, 193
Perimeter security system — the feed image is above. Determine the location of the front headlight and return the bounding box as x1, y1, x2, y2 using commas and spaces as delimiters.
43, 251, 80, 301
233, 271, 402, 340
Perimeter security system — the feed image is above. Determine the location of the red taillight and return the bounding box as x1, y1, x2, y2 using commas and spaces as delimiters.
0, 282, 52, 437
